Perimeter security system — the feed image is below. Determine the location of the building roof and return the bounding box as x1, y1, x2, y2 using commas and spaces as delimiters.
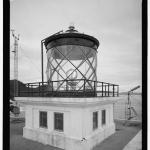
44, 26, 99, 50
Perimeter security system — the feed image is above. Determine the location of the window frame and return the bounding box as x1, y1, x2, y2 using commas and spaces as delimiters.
101, 109, 106, 126
54, 112, 64, 132
39, 111, 48, 128
93, 111, 98, 130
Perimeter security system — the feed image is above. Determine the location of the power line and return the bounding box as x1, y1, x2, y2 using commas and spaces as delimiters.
10, 44, 43, 83
19, 46, 41, 73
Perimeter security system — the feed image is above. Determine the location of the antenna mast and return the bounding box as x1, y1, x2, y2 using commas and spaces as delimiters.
11, 29, 20, 97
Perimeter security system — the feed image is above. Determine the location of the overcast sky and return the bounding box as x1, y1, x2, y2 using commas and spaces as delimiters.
10, 0, 142, 92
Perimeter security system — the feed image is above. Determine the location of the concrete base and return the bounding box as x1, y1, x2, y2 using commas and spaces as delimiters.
23, 123, 115, 150
15, 97, 119, 150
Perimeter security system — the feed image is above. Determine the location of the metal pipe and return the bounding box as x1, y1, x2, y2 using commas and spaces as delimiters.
41, 41, 44, 86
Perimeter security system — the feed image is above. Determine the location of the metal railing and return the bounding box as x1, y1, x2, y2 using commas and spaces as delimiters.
17, 79, 119, 97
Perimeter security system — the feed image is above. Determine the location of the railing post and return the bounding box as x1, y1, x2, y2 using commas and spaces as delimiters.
117, 85, 119, 96
84, 79, 86, 97
52, 81, 53, 92
113, 85, 115, 97
102, 82, 103, 97
27, 83, 29, 97
94, 81, 96, 96
108, 84, 110, 97
39, 82, 40, 96
18, 82, 20, 97
105, 85, 106, 96
51, 81, 53, 97
66, 80, 68, 91
31, 85, 33, 97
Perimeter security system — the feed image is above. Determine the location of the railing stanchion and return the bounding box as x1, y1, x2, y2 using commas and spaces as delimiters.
105, 85, 106, 96
113, 85, 115, 97
18, 82, 20, 97
32, 85, 33, 96
117, 85, 119, 97
66, 80, 68, 91
39, 82, 40, 96
94, 81, 96, 96
108, 84, 110, 97
52, 81, 53, 92
27, 83, 29, 97
51, 81, 53, 97
102, 82, 103, 97
84, 79, 86, 97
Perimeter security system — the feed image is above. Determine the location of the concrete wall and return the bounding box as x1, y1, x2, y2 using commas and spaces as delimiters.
23, 123, 115, 150
16, 97, 117, 150
23, 102, 115, 150
24, 105, 83, 139
24, 103, 114, 138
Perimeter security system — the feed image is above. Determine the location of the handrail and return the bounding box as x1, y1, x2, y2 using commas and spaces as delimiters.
18, 79, 119, 97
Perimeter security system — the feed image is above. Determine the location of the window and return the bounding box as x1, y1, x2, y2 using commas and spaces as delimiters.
39, 111, 47, 128
93, 111, 98, 130
54, 112, 63, 131
102, 110, 106, 125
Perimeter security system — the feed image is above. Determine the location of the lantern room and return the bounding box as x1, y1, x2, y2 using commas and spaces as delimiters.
44, 25, 99, 97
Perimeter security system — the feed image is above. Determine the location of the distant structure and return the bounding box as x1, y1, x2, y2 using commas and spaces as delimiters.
125, 85, 140, 121
15, 26, 119, 150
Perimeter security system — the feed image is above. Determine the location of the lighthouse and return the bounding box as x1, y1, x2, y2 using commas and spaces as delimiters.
15, 26, 119, 150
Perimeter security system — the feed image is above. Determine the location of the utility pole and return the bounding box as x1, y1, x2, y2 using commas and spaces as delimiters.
11, 29, 19, 97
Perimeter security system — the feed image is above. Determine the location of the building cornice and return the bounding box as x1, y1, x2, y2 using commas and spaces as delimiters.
15, 97, 120, 108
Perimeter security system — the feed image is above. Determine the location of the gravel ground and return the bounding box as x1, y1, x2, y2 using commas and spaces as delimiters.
10, 121, 141, 150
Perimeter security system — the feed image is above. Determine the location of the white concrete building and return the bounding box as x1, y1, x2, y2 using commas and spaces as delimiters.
16, 97, 119, 150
